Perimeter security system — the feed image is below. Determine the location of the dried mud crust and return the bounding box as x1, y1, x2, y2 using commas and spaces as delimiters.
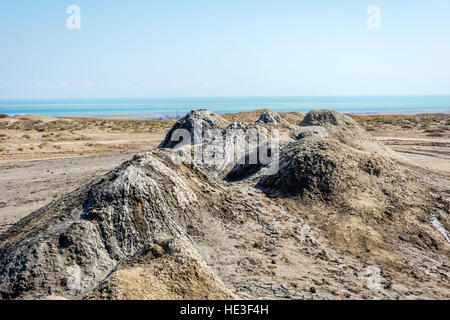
87, 236, 237, 300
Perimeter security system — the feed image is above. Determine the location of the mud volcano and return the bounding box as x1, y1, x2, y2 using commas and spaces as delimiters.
0, 110, 449, 300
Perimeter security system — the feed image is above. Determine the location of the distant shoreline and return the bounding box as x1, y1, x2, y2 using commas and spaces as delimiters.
1, 95, 449, 119
3, 108, 450, 121
83, 109, 450, 120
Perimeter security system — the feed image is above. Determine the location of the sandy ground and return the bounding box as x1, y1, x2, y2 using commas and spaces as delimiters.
377, 137, 450, 172
0, 112, 449, 233
0, 115, 171, 162
0, 153, 138, 233
0, 115, 166, 232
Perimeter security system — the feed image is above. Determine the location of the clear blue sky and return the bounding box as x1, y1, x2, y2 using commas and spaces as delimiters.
1, 0, 449, 99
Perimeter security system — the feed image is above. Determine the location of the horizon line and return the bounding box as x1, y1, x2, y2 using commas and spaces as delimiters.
1, 93, 450, 102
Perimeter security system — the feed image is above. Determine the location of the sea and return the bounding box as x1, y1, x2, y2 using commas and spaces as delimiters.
1, 95, 449, 118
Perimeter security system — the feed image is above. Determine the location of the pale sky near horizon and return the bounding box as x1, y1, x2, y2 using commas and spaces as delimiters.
1, 0, 449, 99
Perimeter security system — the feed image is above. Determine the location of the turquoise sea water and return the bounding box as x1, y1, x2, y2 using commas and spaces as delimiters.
0, 95, 449, 117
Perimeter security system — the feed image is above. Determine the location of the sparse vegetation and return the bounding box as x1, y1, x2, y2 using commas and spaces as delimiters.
349, 113, 449, 136
0, 115, 176, 160
1, 112, 448, 163
1, 117, 173, 135
223, 109, 304, 123
421, 121, 430, 129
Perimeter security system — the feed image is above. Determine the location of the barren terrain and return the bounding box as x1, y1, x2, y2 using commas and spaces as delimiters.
0, 111, 448, 234
0, 109, 448, 300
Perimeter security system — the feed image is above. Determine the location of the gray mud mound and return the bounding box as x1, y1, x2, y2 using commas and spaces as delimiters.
258, 138, 398, 201
87, 236, 236, 300
256, 111, 284, 124
300, 109, 355, 127
0, 150, 208, 299
159, 109, 230, 148
159, 109, 287, 179
298, 110, 399, 158
258, 109, 403, 201
0, 109, 449, 300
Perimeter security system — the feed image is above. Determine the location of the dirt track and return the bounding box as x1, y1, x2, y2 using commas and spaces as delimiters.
0, 153, 139, 233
